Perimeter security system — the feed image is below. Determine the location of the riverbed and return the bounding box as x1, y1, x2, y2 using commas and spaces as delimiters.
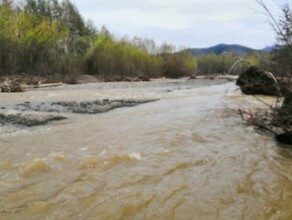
0, 78, 291, 220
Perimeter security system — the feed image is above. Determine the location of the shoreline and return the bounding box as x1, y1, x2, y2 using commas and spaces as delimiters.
1, 74, 235, 93
0, 78, 228, 129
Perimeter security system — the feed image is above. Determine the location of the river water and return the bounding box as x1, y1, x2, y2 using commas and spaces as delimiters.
0, 79, 292, 220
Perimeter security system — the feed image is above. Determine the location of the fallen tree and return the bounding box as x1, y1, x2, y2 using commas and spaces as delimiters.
236, 1, 292, 145
236, 66, 280, 96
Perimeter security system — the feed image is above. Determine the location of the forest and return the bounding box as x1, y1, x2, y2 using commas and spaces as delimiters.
0, 0, 262, 83
0, 0, 192, 82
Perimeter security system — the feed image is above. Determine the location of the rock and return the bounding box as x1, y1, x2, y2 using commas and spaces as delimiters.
0, 80, 24, 93
236, 66, 280, 96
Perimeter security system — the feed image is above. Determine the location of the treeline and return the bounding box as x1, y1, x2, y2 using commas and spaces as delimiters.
195, 52, 263, 75
0, 0, 265, 83
0, 0, 95, 82
0, 0, 196, 82
85, 35, 197, 80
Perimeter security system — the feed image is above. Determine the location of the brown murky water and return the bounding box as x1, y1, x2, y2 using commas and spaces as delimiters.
0, 79, 292, 220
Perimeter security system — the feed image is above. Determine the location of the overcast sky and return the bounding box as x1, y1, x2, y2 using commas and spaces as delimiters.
70, 0, 278, 49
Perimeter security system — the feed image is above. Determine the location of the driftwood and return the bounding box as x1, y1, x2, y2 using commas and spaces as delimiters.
0, 80, 24, 93
237, 109, 278, 135
25, 82, 63, 89
238, 107, 292, 145
1, 80, 63, 92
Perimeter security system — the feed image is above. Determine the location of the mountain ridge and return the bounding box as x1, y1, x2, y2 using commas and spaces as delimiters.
186, 44, 272, 56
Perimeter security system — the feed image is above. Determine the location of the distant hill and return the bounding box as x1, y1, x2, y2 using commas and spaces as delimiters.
185, 44, 271, 56
262, 46, 275, 52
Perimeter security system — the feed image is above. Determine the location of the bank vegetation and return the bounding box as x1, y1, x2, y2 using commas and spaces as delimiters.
0, 0, 268, 84
237, 0, 292, 145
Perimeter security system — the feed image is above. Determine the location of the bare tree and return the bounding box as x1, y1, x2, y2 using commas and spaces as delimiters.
256, 0, 292, 77
250, 0, 292, 144
256, 0, 292, 46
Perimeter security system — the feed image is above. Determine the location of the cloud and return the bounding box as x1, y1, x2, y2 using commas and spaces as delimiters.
71, 0, 276, 48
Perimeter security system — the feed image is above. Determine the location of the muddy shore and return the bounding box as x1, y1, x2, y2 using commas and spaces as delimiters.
0, 99, 158, 127
0, 78, 228, 128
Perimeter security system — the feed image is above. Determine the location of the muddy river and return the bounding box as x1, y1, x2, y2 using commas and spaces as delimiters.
0, 79, 291, 220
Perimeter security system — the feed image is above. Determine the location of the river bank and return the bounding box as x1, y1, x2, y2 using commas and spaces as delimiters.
0, 78, 227, 129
